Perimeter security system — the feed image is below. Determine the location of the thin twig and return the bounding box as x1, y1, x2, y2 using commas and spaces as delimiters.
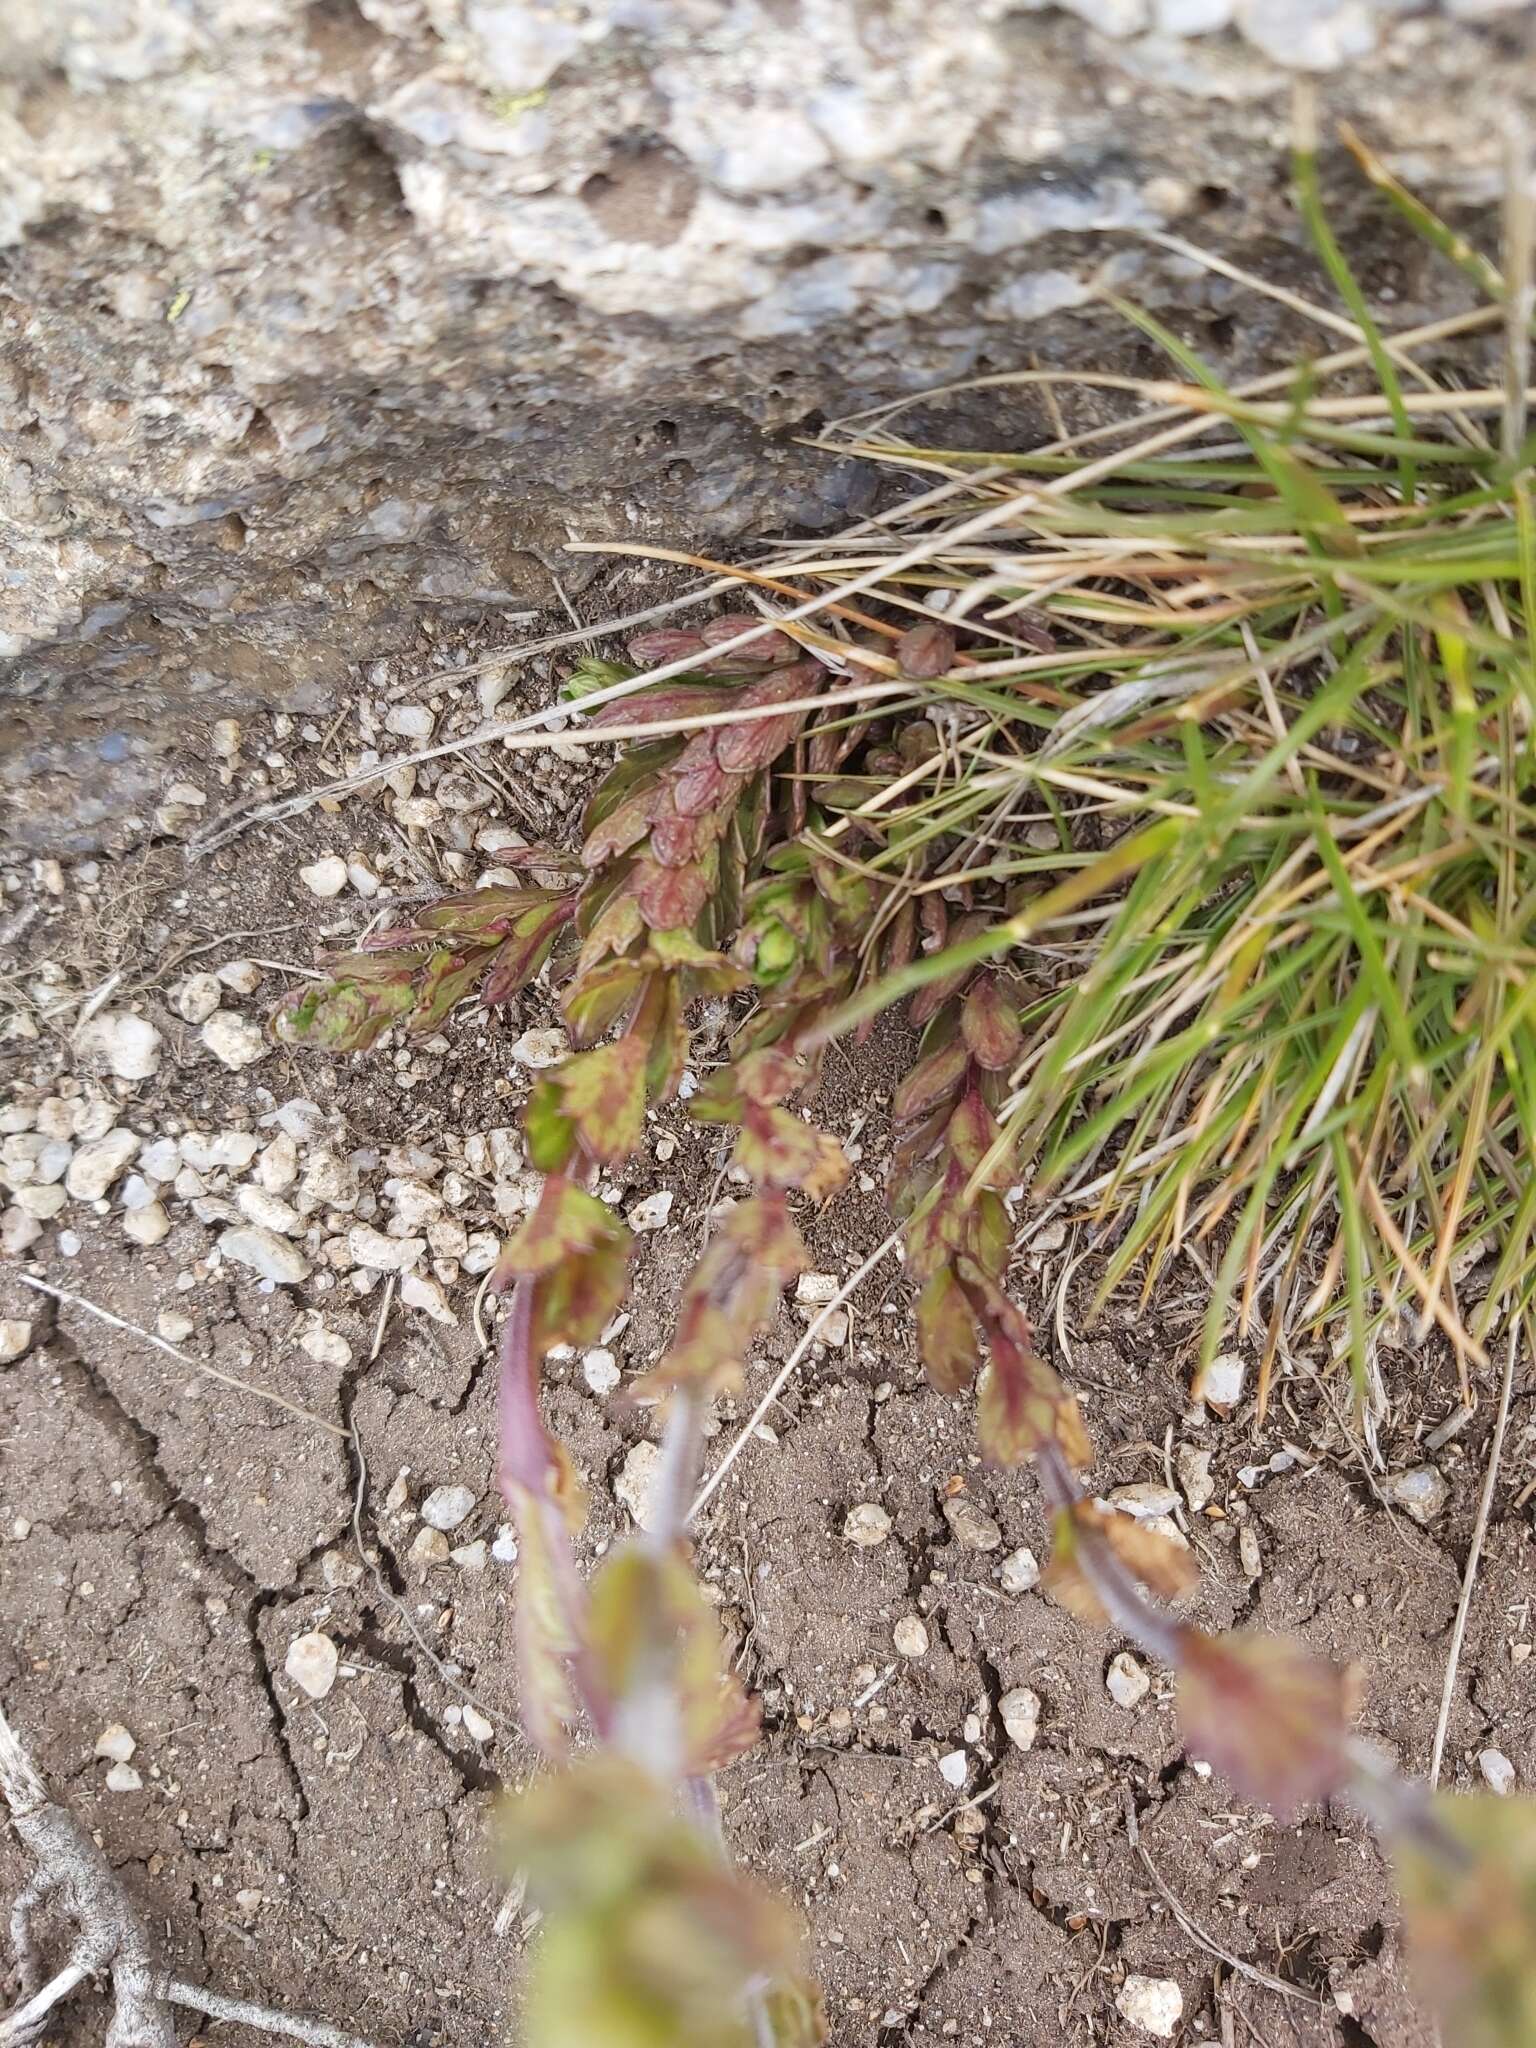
16, 1276, 348, 1440
1429, 1322, 1521, 1786
160, 1977, 384, 2048
687, 1228, 905, 1521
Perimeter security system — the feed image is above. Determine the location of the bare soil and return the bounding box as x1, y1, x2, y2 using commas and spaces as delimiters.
3, 586, 1534, 2048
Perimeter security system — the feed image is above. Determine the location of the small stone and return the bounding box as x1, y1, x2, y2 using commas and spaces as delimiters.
173, 973, 223, 1024
997, 1546, 1040, 1595
1479, 1747, 1517, 1796
1106, 1651, 1150, 1710
347, 859, 380, 898
299, 855, 349, 898
421, 1484, 476, 1532
943, 1495, 1002, 1552
511, 1028, 568, 1070
999, 1686, 1042, 1751
220, 1225, 311, 1285
105, 1763, 143, 1794
1109, 1482, 1181, 1520
894, 1616, 929, 1658
938, 1749, 969, 1788
300, 1325, 352, 1369
201, 1012, 267, 1071
1383, 1465, 1449, 1526
285, 1631, 339, 1700
257, 1134, 300, 1193
401, 1271, 456, 1323
320, 1552, 363, 1589
845, 1503, 893, 1548
386, 704, 435, 739
348, 1225, 426, 1272
235, 1888, 264, 1919
1176, 1444, 1215, 1512
452, 1539, 488, 1571
180, 1130, 260, 1173
409, 1526, 450, 1567
2, 1209, 41, 1254
582, 1347, 621, 1395
1238, 1522, 1263, 1578
0, 1320, 33, 1365
238, 1185, 302, 1235
462, 1703, 494, 1743
1194, 1352, 1245, 1411
816, 1307, 850, 1347
492, 1525, 519, 1563
75, 1011, 162, 1082
615, 1441, 662, 1527
627, 1190, 674, 1232
15, 1184, 66, 1220
795, 1272, 840, 1305
217, 959, 263, 995
1116, 1975, 1183, 2039
65, 1128, 139, 1201
123, 1201, 170, 1247
94, 1723, 137, 1762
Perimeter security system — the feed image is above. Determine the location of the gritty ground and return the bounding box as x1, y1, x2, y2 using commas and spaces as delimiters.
3, 574, 1535, 2048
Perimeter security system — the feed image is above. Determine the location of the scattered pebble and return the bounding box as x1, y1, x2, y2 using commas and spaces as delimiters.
105, 1763, 143, 1794
0, 1320, 33, 1365
300, 855, 349, 898
257, 1134, 300, 1193
615, 1440, 662, 1527
997, 1546, 1040, 1595
582, 1347, 620, 1395
999, 1686, 1041, 1751
65, 1128, 139, 1202
219, 1225, 311, 1286
75, 1011, 162, 1082
123, 1201, 170, 1247
201, 1012, 267, 1071
511, 1028, 568, 1070
348, 1225, 426, 1272
1480, 1747, 1517, 1796
627, 1191, 674, 1232
94, 1723, 137, 1763
460, 1704, 494, 1744
173, 973, 223, 1025
893, 1615, 929, 1658
795, 1272, 840, 1305
300, 1324, 352, 1369
452, 1539, 488, 1571
217, 959, 264, 995
238, 1185, 301, 1236
1238, 1522, 1263, 1578
157, 1310, 194, 1343
1106, 1651, 1150, 1710
1194, 1352, 1245, 1411
401, 1271, 456, 1322
1176, 1444, 1215, 1512
180, 1130, 259, 1173
410, 1526, 450, 1566
943, 1494, 1002, 1552
421, 1484, 476, 1533
1382, 1465, 1449, 1526
1109, 1482, 1181, 1520
937, 1749, 969, 1789
844, 1503, 893, 1548
1116, 1975, 1183, 2039
284, 1631, 338, 1700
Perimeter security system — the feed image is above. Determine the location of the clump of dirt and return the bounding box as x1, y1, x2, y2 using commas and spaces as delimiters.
3, 583, 1532, 2048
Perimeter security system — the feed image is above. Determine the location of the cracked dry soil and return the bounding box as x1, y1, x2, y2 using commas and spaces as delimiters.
4, 617, 1536, 2048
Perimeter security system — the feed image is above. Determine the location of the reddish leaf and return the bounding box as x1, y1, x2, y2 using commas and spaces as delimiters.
587, 685, 735, 729
891, 1036, 970, 1124
637, 858, 712, 931
713, 668, 819, 774
552, 1035, 648, 1166
960, 975, 1024, 1071
481, 900, 571, 1006
977, 1328, 1092, 1469
529, 1230, 632, 1353
689, 1047, 807, 1123
582, 785, 658, 869
916, 1266, 983, 1394
646, 1196, 808, 1395
627, 627, 707, 664
944, 1088, 1011, 1186
1043, 1501, 1199, 1624
574, 890, 645, 978
734, 1103, 849, 1199
669, 756, 734, 818
699, 612, 795, 664
649, 812, 702, 866
908, 914, 994, 1028
563, 959, 647, 1046
1175, 1627, 1356, 1819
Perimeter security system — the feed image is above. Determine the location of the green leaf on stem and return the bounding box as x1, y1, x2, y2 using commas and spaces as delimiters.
733, 1103, 849, 1199
642, 1195, 808, 1397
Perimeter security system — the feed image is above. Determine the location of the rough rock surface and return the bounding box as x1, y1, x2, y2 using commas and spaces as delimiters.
2, 0, 1533, 846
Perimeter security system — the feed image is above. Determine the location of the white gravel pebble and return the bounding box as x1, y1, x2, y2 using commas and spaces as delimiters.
285, 1631, 339, 1700
999, 1686, 1042, 1751
943, 1494, 1002, 1552
2, 1210, 43, 1253
75, 1011, 162, 1082
94, 1723, 137, 1763
937, 1749, 969, 1789
795, 1272, 840, 1305
300, 1325, 352, 1369
0, 1320, 34, 1364
627, 1190, 674, 1232
257, 1134, 300, 1193
1176, 1444, 1215, 1512
1109, 1482, 1182, 1520
105, 1763, 143, 1794
201, 1012, 267, 1071
582, 1347, 621, 1395
511, 1027, 569, 1070
1382, 1465, 1449, 1526
173, 973, 223, 1024
1194, 1351, 1245, 1410
844, 1503, 893, 1548
997, 1546, 1040, 1594
217, 960, 263, 995
452, 1539, 488, 1572
238, 1185, 302, 1235
1480, 1747, 1517, 1795
893, 1615, 929, 1658
386, 705, 435, 739
157, 1311, 194, 1343
348, 1225, 426, 1272
462, 1703, 494, 1742
615, 1440, 662, 1527
300, 855, 349, 898
123, 1201, 170, 1247
14, 1185, 66, 1220
220, 1225, 311, 1286
180, 1130, 260, 1173
1116, 1975, 1183, 2038
65, 1129, 139, 1202
410, 1526, 450, 1566
401, 1271, 457, 1323
421, 1484, 476, 1532
1106, 1651, 1150, 1710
